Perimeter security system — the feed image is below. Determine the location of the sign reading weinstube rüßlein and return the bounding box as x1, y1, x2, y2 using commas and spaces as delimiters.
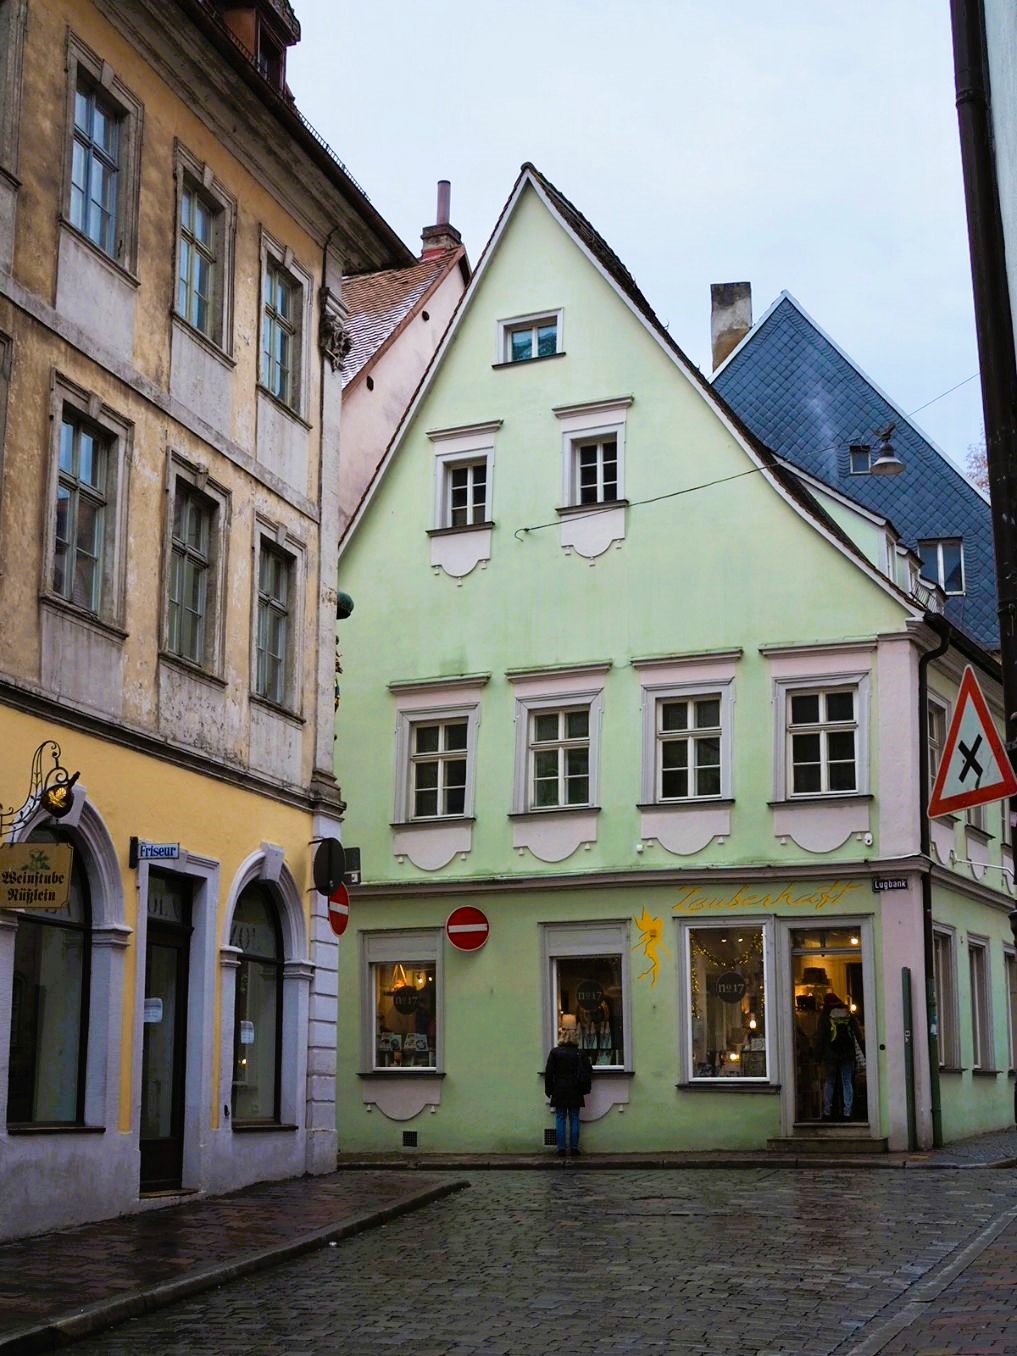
0, 842, 73, 910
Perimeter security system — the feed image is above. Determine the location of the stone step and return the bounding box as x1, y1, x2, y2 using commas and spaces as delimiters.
768, 1134, 889, 1155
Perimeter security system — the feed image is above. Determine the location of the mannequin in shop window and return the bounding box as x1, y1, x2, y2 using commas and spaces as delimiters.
815, 992, 864, 1121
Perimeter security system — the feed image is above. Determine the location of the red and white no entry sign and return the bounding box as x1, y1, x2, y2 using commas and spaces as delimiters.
327, 883, 350, 937
445, 905, 489, 952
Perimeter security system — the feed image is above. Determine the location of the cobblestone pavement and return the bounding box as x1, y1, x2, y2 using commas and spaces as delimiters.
70, 1168, 1017, 1356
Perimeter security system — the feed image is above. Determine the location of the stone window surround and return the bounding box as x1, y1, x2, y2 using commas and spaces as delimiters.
933, 924, 961, 1069
258, 230, 312, 421
771, 671, 872, 803
555, 396, 632, 511
251, 517, 306, 719
392, 700, 482, 826
0, 1, 27, 176
967, 932, 994, 1071
639, 676, 735, 805
61, 29, 144, 277
510, 672, 608, 816
160, 451, 231, 679
173, 141, 238, 357
428, 421, 500, 532
495, 307, 564, 365
41, 371, 133, 634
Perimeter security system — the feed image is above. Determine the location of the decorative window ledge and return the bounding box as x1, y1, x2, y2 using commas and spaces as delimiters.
360, 1072, 444, 1122
491, 351, 565, 370
556, 499, 630, 518
171, 311, 235, 369
930, 815, 957, 866
971, 1068, 1002, 1078
40, 592, 128, 642
256, 382, 311, 430
511, 807, 599, 863
393, 818, 473, 871
638, 800, 733, 856
231, 1122, 298, 1132
159, 650, 227, 689
427, 520, 495, 538
771, 795, 872, 853
6, 1123, 106, 1134
676, 1082, 780, 1094
939, 1066, 966, 1074
430, 523, 491, 579
249, 693, 305, 726
358, 1069, 447, 1079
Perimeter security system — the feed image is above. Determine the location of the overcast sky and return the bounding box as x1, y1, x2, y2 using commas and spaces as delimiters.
289, 1, 983, 469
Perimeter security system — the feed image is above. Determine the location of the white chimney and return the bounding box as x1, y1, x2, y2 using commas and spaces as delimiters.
710, 282, 752, 370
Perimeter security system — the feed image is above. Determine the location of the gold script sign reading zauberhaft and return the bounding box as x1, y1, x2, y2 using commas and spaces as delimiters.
673, 880, 862, 915
0, 842, 73, 910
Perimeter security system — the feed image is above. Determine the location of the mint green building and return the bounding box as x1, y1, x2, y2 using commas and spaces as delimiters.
334, 165, 1016, 1155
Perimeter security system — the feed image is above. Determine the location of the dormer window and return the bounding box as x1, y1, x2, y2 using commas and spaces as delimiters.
848, 444, 872, 475
918, 538, 965, 595
257, 28, 283, 88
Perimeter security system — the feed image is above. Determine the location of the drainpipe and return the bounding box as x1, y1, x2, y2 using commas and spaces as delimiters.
918, 612, 951, 1148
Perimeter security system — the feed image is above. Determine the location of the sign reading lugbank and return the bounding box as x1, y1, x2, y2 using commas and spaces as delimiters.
673, 880, 862, 915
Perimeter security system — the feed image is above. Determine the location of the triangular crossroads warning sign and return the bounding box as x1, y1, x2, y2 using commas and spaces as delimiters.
928, 665, 1017, 818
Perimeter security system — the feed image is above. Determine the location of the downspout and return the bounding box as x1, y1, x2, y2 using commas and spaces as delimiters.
918, 613, 951, 1148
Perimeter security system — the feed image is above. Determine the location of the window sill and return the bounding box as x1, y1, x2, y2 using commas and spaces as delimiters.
59, 218, 139, 286
556, 500, 629, 518
676, 1082, 780, 1093
538, 1068, 633, 1078
939, 1065, 966, 1074
231, 1121, 298, 1132
932, 811, 960, 825
171, 312, 235, 368
964, 825, 994, 844
491, 351, 565, 370
768, 793, 873, 807
509, 806, 601, 819
971, 1068, 1002, 1077
159, 651, 227, 688
256, 383, 311, 430
427, 521, 495, 538
638, 799, 734, 811
40, 593, 128, 641
358, 1069, 446, 1079
6, 1122, 105, 1134
390, 815, 476, 829
250, 693, 305, 725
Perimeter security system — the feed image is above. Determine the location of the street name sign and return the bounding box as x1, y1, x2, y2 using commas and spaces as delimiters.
928, 665, 1017, 817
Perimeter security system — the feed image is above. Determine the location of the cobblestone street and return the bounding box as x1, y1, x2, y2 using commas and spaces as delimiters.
69, 1168, 1017, 1356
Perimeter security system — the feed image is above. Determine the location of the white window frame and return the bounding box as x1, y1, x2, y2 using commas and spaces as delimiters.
773, 674, 870, 801
848, 444, 872, 474
161, 455, 230, 676
640, 680, 733, 804
362, 929, 443, 1073
968, 935, 993, 1070
251, 523, 305, 714
927, 693, 949, 797
1004, 947, 1017, 1073
496, 308, 563, 364
513, 690, 603, 814
933, 926, 960, 1068
62, 32, 143, 274
393, 703, 479, 824
555, 398, 632, 510
918, 538, 965, 596
541, 921, 632, 1073
42, 374, 132, 630
677, 918, 774, 1084
259, 234, 311, 418
174, 144, 236, 354
428, 421, 499, 533
965, 801, 990, 835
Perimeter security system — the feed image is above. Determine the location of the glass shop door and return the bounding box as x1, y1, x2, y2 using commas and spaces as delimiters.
139, 874, 192, 1192
790, 926, 868, 1125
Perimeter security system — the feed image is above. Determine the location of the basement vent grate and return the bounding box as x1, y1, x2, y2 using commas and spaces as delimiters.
402, 1130, 418, 1148
544, 1128, 557, 1147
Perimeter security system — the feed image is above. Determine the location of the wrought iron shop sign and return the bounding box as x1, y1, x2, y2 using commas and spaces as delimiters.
0, 842, 73, 910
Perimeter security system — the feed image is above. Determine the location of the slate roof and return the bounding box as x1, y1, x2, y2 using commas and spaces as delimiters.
341, 251, 466, 388
713, 293, 998, 649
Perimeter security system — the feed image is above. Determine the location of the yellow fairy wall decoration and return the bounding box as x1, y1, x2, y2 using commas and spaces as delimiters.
633, 908, 669, 985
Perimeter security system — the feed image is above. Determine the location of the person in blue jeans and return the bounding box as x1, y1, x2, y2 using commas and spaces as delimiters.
544, 1017, 593, 1156
815, 992, 864, 1120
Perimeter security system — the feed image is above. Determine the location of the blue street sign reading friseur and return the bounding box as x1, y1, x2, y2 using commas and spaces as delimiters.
129, 836, 181, 868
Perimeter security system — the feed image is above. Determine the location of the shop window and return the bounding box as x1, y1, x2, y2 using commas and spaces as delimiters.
553, 954, 624, 1067
933, 928, 960, 1067
686, 925, 767, 1080
968, 938, 992, 1069
1005, 951, 1017, 1072
367, 930, 441, 1071
790, 927, 866, 1122
6, 835, 91, 1125
230, 884, 283, 1123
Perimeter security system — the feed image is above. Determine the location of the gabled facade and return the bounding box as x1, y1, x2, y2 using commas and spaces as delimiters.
0, 0, 412, 1238
711, 290, 999, 652
335, 166, 1017, 1158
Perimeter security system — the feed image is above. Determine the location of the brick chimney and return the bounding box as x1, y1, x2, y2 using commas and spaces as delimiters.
710, 282, 752, 370
421, 180, 463, 259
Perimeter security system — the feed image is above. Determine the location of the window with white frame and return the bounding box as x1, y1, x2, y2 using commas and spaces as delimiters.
933, 928, 960, 1067
165, 468, 227, 672
65, 36, 142, 271
848, 444, 871, 475
1005, 950, 1017, 1071
570, 435, 619, 506
555, 398, 631, 512
445, 459, 488, 528
785, 685, 860, 796
254, 537, 295, 707
968, 938, 992, 1069
544, 922, 629, 1070
47, 385, 131, 626
394, 702, 480, 824
918, 539, 965, 595
364, 930, 441, 1071
655, 692, 724, 800
966, 802, 989, 834
530, 706, 591, 809
175, 156, 234, 350
927, 697, 947, 796
428, 422, 499, 533
685, 923, 768, 1080
498, 310, 562, 364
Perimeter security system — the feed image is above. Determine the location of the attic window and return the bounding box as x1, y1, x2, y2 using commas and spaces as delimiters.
256, 26, 284, 89
497, 310, 563, 364
848, 445, 872, 475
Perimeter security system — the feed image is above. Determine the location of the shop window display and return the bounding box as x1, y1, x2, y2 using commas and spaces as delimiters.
554, 955, 624, 1066
688, 926, 767, 1079
231, 885, 283, 1122
790, 927, 867, 1122
374, 961, 436, 1068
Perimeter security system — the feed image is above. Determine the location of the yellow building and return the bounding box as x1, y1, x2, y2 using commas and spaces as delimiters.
0, 0, 413, 1237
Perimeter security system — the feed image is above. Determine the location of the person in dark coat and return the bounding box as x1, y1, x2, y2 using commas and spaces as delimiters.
544, 1017, 592, 1156
814, 992, 864, 1120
